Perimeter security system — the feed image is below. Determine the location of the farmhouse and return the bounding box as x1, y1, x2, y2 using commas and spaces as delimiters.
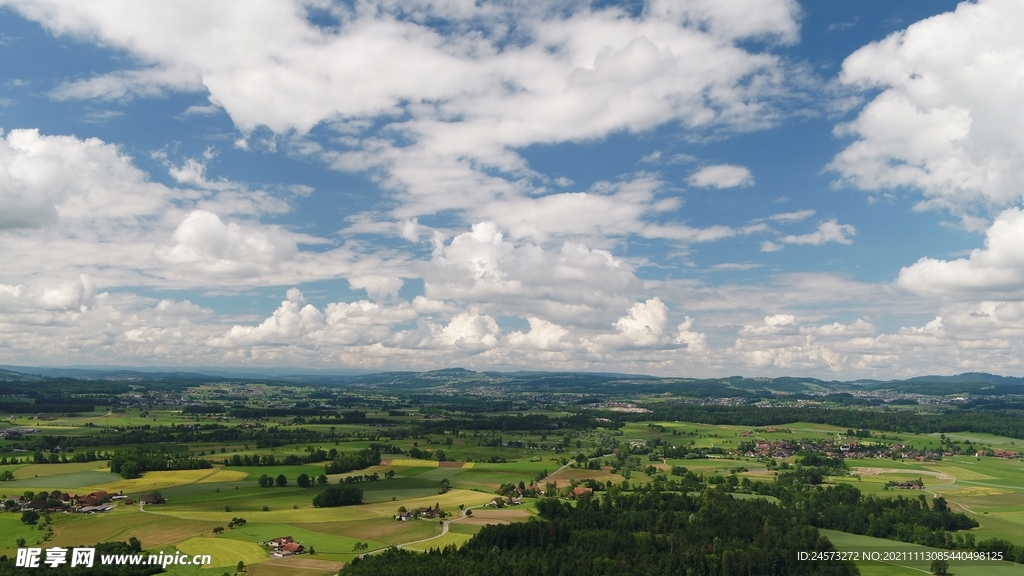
268, 537, 295, 549
417, 504, 442, 518
140, 494, 166, 505
268, 537, 304, 557
77, 491, 110, 507
572, 486, 593, 499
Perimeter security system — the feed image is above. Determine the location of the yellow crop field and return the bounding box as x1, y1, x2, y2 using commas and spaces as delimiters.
176, 537, 268, 568
387, 489, 494, 512
385, 459, 439, 467
87, 469, 230, 493
196, 469, 249, 483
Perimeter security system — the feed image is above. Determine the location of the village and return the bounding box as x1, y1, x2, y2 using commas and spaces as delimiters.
2, 489, 165, 515
735, 430, 1022, 463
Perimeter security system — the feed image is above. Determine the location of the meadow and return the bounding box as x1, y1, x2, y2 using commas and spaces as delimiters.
3, 377, 1024, 576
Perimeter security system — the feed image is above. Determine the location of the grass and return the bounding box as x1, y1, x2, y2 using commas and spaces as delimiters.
0, 470, 121, 489
248, 556, 346, 576
298, 518, 439, 546
219, 522, 388, 554
821, 529, 1024, 576
225, 465, 327, 480
50, 505, 218, 550
0, 514, 44, 556
87, 469, 250, 494
176, 536, 268, 568
402, 532, 472, 552
14, 462, 110, 479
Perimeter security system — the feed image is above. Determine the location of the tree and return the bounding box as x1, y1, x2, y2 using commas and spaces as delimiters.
297, 473, 311, 488
20, 510, 40, 525
930, 559, 949, 575
316, 474, 328, 485
312, 486, 363, 507
258, 474, 272, 488
439, 478, 450, 494
213, 527, 224, 534
308, 546, 315, 555
237, 560, 245, 573
275, 474, 288, 487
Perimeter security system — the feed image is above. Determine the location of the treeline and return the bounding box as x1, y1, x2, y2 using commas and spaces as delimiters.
228, 407, 336, 418
619, 404, 1024, 439
765, 483, 978, 549
0, 400, 96, 414
412, 412, 597, 435
223, 451, 326, 467
20, 424, 387, 451
312, 486, 363, 507
344, 492, 855, 576
109, 448, 212, 479
323, 447, 382, 474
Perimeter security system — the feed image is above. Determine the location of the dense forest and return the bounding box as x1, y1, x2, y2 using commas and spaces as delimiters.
620, 405, 1024, 440
344, 492, 857, 576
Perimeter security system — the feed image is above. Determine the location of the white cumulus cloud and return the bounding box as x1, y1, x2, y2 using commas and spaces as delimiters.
897, 207, 1024, 298
831, 0, 1024, 211
687, 164, 755, 189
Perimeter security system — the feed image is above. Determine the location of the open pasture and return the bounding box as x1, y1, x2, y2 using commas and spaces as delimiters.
299, 517, 441, 546
248, 556, 346, 576
14, 461, 110, 479
402, 531, 472, 552
87, 468, 249, 494
0, 513, 43, 556
177, 536, 268, 568
220, 522, 388, 554
0, 470, 120, 489
456, 508, 531, 526
821, 529, 1024, 576
546, 466, 624, 488
50, 505, 217, 549
224, 464, 327, 480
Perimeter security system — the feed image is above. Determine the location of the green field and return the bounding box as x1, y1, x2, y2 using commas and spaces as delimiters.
5, 380, 1024, 576
177, 536, 268, 568
822, 530, 1024, 575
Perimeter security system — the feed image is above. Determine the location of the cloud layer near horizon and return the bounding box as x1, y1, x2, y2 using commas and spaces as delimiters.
2, 0, 1024, 377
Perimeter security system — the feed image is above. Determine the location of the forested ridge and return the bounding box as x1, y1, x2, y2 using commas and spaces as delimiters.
619, 405, 1024, 439
344, 492, 857, 576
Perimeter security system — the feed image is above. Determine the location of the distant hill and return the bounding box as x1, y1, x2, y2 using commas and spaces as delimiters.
0, 366, 1021, 396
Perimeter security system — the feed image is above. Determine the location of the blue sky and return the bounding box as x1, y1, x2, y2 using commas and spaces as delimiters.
1, 0, 1022, 378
